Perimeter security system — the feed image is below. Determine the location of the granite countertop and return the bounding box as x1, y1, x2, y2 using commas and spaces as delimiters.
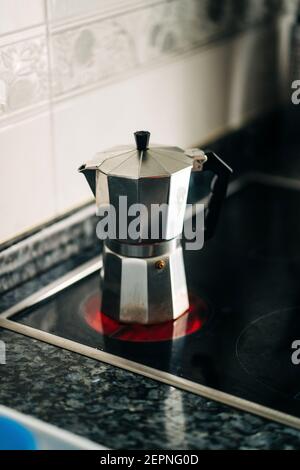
0, 266, 300, 450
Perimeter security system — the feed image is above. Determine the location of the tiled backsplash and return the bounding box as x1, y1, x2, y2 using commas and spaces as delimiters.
0, 29, 49, 120
48, 0, 283, 99
0, 0, 295, 244
0, 0, 45, 35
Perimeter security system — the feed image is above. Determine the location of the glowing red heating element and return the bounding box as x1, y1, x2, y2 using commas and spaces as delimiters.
83, 293, 209, 342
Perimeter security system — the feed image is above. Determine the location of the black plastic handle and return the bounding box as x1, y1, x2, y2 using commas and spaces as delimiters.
202, 151, 233, 240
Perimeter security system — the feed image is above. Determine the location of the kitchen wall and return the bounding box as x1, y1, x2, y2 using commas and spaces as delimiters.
0, 0, 295, 245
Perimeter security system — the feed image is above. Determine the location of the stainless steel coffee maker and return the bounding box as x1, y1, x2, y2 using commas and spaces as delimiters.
79, 131, 232, 325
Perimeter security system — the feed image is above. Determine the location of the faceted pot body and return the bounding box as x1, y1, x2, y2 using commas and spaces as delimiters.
95, 167, 191, 243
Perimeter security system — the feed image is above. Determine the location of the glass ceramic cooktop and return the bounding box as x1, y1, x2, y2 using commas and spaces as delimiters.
3, 182, 300, 428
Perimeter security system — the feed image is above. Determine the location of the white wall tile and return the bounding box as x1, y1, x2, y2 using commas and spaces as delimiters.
48, 0, 108, 21
47, 0, 152, 22
0, 112, 56, 243
0, 0, 45, 35
52, 25, 280, 214
227, 25, 282, 126
0, 1, 287, 244
52, 47, 229, 213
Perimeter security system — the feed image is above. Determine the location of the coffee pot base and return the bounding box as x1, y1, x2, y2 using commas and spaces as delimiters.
100, 242, 189, 325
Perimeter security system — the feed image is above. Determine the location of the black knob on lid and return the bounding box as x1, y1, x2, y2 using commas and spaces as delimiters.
134, 131, 150, 151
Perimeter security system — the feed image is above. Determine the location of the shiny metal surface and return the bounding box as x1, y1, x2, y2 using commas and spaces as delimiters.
79, 136, 197, 241
85, 165, 193, 242
106, 238, 180, 258
185, 148, 208, 171
79, 135, 197, 323
78, 132, 229, 324
82, 145, 192, 179
101, 244, 189, 324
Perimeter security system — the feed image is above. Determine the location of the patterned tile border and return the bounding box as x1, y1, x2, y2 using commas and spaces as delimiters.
0, 26, 50, 125
0, 0, 286, 125
49, 0, 284, 98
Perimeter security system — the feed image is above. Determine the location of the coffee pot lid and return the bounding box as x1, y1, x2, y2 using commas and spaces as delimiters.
84, 131, 193, 179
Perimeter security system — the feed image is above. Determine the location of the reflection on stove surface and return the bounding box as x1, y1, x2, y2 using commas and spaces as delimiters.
11, 183, 300, 423
236, 307, 300, 400
81, 292, 210, 342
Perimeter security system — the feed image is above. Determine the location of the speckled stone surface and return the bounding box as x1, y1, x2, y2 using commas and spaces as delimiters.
0, 208, 99, 295
0, 268, 300, 450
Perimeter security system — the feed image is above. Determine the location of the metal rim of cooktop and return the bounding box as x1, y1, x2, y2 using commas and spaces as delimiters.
1, 172, 300, 432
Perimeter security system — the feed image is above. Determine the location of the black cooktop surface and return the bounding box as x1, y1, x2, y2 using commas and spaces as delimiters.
10, 182, 300, 423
